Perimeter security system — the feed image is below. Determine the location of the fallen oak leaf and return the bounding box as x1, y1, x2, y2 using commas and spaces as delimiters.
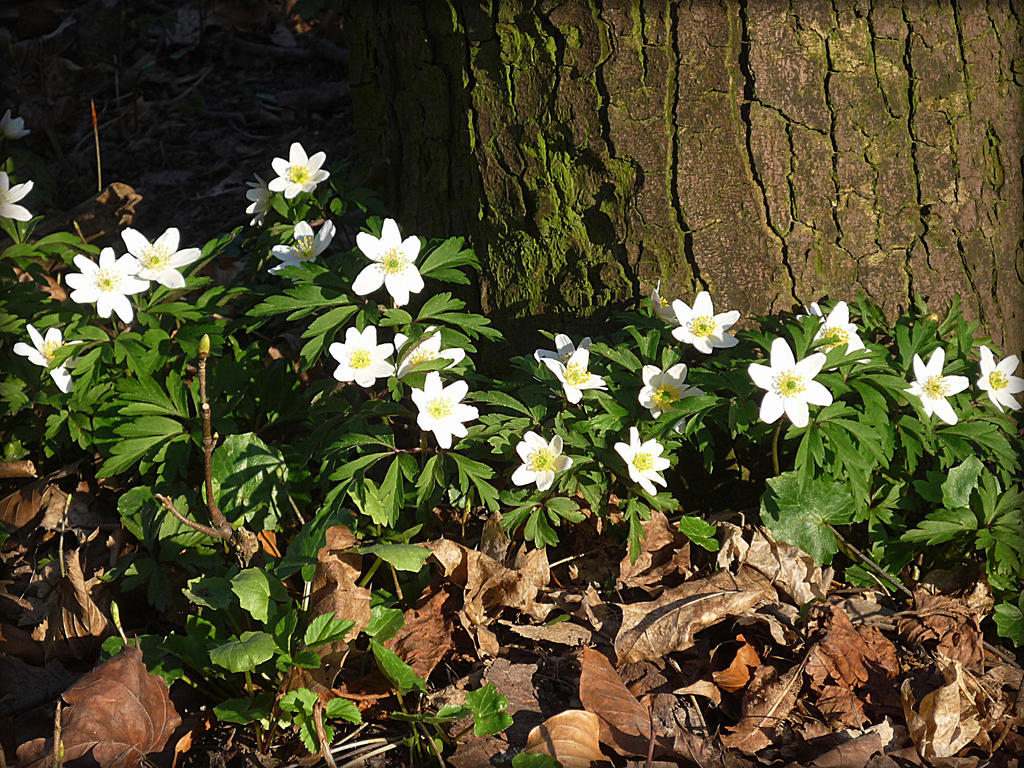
16, 644, 180, 768
524, 709, 607, 768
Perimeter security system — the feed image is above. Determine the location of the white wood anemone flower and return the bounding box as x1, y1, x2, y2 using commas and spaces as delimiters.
328, 325, 394, 388
638, 363, 704, 419
614, 426, 670, 496
539, 344, 607, 404
245, 174, 270, 226
534, 333, 588, 365
1, 109, 30, 140
0, 171, 33, 222
65, 247, 149, 324
808, 300, 865, 355
650, 281, 677, 323
410, 371, 479, 450
352, 218, 424, 307
268, 142, 329, 199
270, 220, 335, 273
512, 431, 573, 491
977, 345, 1023, 413
671, 291, 740, 354
904, 347, 969, 425
121, 227, 201, 289
13, 324, 81, 393
393, 326, 466, 379
748, 337, 833, 428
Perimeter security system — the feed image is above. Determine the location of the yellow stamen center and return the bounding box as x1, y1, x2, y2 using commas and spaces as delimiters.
41, 339, 62, 363
563, 363, 591, 386
988, 370, 1008, 391
528, 448, 556, 472
659, 296, 670, 307
295, 235, 315, 259
287, 165, 311, 185
652, 383, 679, 410
688, 315, 716, 338
141, 245, 172, 271
380, 248, 409, 275
349, 349, 372, 369
772, 371, 806, 398
407, 349, 434, 367
427, 397, 453, 419
922, 375, 948, 400
820, 326, 850, 351
632, 453, 654, 472
96, 268, 122, 292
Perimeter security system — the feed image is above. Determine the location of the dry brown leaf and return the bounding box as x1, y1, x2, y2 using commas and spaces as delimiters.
614, 567, 773, 665
287, 526, 371, 694
16, 644, 180, 768
617, 509, 691, 590
385, 583, 455, 681
808, 718, 897, 768
716, 523, 829, 605
524, 709, 607, 768
33, 182, 141, 244
504, 619, 592, 647
712, 634, 761, 693
805, 604, 900, 726
901, 656, 983, 760
0, 477, 64, 530
41, 548, 110, 659
428, 539, 552, 645
579, 646, 652, 756
721, 662, 804, 754
0, 460, 36, 479
898, 585, 991, 672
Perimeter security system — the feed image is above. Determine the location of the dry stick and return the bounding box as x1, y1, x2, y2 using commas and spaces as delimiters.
154, 493, 227, 540
198, 335, 232, 537
51, 701, 63, 768
313, 702, 339, 768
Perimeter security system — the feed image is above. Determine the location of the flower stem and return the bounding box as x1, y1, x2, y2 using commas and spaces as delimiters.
771, 420, 783, 476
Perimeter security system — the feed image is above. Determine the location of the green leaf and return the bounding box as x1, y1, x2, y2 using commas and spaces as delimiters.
184, 575, 235, 611
209, 631, 277, 673
760, 472, 856, 565
993, 601, 1024, 646
900, 507, 977, 545
370, 639, 426, 695
512, 754, 562, 768
325, 697, 362, 723
365, 606, 404, 640
677, 516, 720, 552
465, 684, 514, 736
214, 696, 273, 725
211, 433, 289, 530
359, 543, 431, 572
304, 614, 355, 648
941, 456, 984, 509
230, 569, 288, 623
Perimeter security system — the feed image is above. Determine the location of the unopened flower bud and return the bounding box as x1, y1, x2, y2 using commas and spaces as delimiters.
199, 334, 211, 357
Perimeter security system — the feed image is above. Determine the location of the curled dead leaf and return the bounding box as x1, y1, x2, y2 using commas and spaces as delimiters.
16, 644, 180, 768
711, 634, 761, 693
901, 656, 984, 760
716, 523, 830, 605
524, 709, 607, 768
617, 509, 691, 590
614, 567, 773, 665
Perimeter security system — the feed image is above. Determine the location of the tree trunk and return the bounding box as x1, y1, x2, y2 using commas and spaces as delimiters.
346, 0, 1024, 354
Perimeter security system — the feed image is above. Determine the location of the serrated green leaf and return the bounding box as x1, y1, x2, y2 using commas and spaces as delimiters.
230, 568, 288, 623
760, 472, 856, 564
304, 613, 355, 648
325, 697, 362, 723
677, 515, 719, 551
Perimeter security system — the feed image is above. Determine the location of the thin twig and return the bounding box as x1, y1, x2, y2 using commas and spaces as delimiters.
52, 700, 63, 768
313, 702, 339, 768
827, 524, 914, 598
336, 742, 399, 768
155, 493, 229, 540
198, 337, 231, 535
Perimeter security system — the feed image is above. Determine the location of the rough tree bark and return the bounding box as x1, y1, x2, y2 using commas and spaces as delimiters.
347, 1, 1024, 354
